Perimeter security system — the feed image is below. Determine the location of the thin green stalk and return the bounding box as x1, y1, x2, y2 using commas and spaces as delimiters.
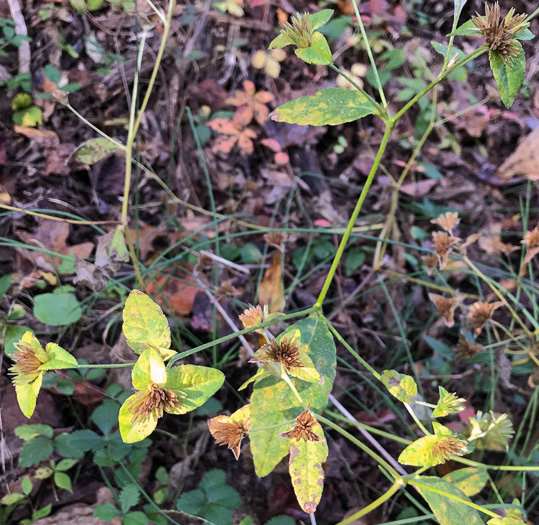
315, 122, 394, 308
281, 372, 306, 407
404, 404, 430, 436
336, 480, 403, 525
313, 412, 402, 481
391, 47, 487, 123
407, 480, 500, 519
348, 0, 388, 109
453, 456, 539, 472
75, 363, 136, 369
325, 317, 381, 380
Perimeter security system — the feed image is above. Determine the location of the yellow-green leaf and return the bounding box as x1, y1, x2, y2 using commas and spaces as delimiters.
16, 374, 43, 419
432, 386, 466, 418
119, 393, 158, 443
71, 137, 123, 165
270, 88, 376, 126
132, 348, 167, 389
487, 519, 524, 525
295, 32, 332, 65
165, 365, 225, 414
443, 467, 488, 497
123, 290, 172, 358
39, 343, 78, 370
489, 43, 525, 108
414, 476, 483, 525
249, 314, 336, 477
289, 420, 328, 514
381, 369, 418, 404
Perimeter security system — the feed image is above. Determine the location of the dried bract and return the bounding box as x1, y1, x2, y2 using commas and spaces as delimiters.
456, 333, 484, 362
264, 231, 287, 251
472, 2, 528, 61
239, 304, 266, 330
432, 435, 469, 462
522, 226, 539, 265
431, 212, 460, 234
278, 409, 324, 442
208, 405, 250, 460
428, 293, 462, 327
432, 231, 460, 270
423, 253, 438, 276
251, 338, 303, 371
467, 301, 503, 334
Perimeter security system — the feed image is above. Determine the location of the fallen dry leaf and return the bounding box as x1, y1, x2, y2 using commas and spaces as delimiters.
497, 126, 539, 181
258, 252, 284, 313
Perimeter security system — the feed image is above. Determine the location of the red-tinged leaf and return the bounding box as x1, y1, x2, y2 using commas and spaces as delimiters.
213, 135, 238, 154
260, 138, 282, 152
208, 118, 239, 134
237, 133, 255, 155
274, 152, 289, 165
234, 106, 254, 127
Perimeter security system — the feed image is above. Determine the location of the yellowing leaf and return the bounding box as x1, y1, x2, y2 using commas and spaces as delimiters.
119, 393, 159, 443
131, 348, 167, 389
295, 32, 333, 65
122, 290, 174, 359
15, 375, 43, 419
289, 420, 328, 514
258, 253, 284, 313
39, 343, 78, 370
443, 467, 488, 497
380, 369, 418, 404
71, 137, 123, 165
271, 88, 376, 126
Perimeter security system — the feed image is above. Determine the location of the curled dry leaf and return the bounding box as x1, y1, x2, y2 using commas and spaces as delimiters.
428, 293, 462, 327
226, 80, 274, 126
258, 252, 284, 313
497, 121, 539, 181
467, 301, 503, 334
521, 226, 539, 264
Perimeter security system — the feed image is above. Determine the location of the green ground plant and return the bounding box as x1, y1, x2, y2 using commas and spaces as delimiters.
3, 0, 539, 524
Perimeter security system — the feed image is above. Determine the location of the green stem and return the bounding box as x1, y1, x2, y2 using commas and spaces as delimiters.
452, 456, 539, 472
313, 412, 402, 481
314, 122, 394, 308
348, 0, 388, 109
329, 63, 386, 117
404, 403, 431, 436
281, 372, 306, 408
335, 480, 403, 525
407, 480, 500, 519
391, 47, 487, 124
75, 363, 136, 369
167, 306, 318, 365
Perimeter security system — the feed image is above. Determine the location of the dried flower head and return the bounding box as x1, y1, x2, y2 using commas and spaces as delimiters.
208, 404, 250, 460
251, 338, 303, 370
196, 251, 214, 271
428, 293, 462, 327
278, 409, 324, 442
264, 231, 287, 251
215, 281, 240, 299
239, 304, 267, 330
279, 13, 316, 48
467, 301, 503, 333
472, 3, 528, 61
432, 435, 469, 462
423, 253, 438, 276
432, 231, 460, 270
456, 333, 484, 362
10, 338, 46, 386
522, 226, 539, 264
126, 383, 182, 425
432, 386, 466, 418
431, 212, 460, 234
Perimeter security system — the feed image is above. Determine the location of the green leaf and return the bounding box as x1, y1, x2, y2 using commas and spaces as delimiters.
289, 422, 328, 514
12, 93, 32, 110
1, 492, 26, 505
56, 458, 78, 472
32, 504, 52, 520
44, 64, 61, 84
33, 292, 82, 326
54, 471, 73, 492
123, 511, 149, 525
514, 28, 534, 41
3, 325, 32, 356
489, 44, 525, 108
413, 476, 483, 525
271, 88, 376, 126
0, 273, 11, 301
91, 400, 120, 435
380, 370, 418, 404
21, 477, 32, 496
295, 32, 332, 65
132, 348, 167, 390
453, 0, 467, 26
71, 137, 123, 165
62, 429, 102, 452
431, 41, 466, 61
345, 248, 365, 275
165, 365, 225, 414
265, 517, 296, 525
311, 9, 334, 30
176, 489, 206, 515
432, 386, 466, 417
19, 436, 53, 467
122, 290, 174, 359
487, 519, 525, 525
206, 485, 241, 509
467, 411, 514, 451
15, 424, 53, 441
39, 343, 78, 370
443, 467, 488, 497
94, 503, 121, 521
448, 19, 480, 36
34, 466, 54, 479
249, 314, 336, 477
120, 483, 140, 513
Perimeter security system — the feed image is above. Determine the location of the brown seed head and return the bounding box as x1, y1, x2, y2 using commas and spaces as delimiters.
10, 340, 45, 385
456, 333, 484, 362
472, 3, 528, 61
432, 436, 468, 463
208, 416, 249, 460
279, 409, 323, 442
428, 293, 462, 327
467, 301, 503, 333
127, 383, 181, 424
264, 231, 287, 250
281, 13, 316, 48
239, 304, 265, 329
215, 281, 240, 299
257, 338, 303, 370
432, 231, 460, 270
423, 253, 438, 276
